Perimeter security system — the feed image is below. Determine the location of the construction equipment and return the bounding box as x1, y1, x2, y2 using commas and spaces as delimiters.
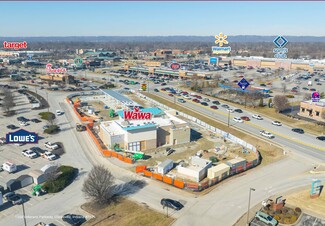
76, 123, 86, 132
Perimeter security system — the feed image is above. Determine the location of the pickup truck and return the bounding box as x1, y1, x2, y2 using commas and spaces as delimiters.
44, 142, 59, 150
22, 149, 38, 159
41, 151, 57, 161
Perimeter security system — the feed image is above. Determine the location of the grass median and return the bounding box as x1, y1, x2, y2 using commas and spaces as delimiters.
144, 93, 284, 166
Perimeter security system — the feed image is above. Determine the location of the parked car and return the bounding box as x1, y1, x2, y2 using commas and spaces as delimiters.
41, 151, 57, 161
292, 128, 304, 134
272, 121, 282, 126
210, 105, 218, 110
168, 93, 173, 97
154, 88, 159, 92
203, 98, 210, 102
201, 102, 208, 106
316, 136, 325, 141
192, 99, 200, 103
43, 125, 50, 130
221, 104, 229, 109
255, 211, 278, 226
226, 108, 234, 113
260, 130, 275, 139
22, 149, 38, 158
212, 100, 220, 105
7, 124, 17, 130
31, 118, 42, 123
19, 121, 28, 126
160, 199, 184, 210
233, 117, 243, 123
241, 116, 250, 121
10, 194, 23, 205
62, 214, 86, 226
30, 147, 45, 155
44, 142, 59, 150
252, 114, 263, 120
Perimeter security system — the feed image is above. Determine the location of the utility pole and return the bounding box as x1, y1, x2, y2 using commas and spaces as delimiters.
246, 187, 256, 225
46, 92, 49, 112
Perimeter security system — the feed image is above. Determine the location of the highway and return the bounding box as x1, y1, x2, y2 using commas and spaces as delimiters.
149, 87, 325, 162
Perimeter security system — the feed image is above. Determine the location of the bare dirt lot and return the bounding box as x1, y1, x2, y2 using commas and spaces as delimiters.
82, 198, 174, 226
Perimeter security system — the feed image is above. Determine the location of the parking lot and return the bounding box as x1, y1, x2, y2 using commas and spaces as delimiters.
0, 88, 78, 224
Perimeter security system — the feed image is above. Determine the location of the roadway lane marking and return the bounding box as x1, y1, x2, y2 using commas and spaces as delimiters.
245, 121, 325, 151
159, 91, 325, 151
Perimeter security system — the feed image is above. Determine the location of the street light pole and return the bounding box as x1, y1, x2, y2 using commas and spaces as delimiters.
21, 203, 27, 226
227, 110, 230, 127
46, 92, 49, 112
246, 187, 256, 225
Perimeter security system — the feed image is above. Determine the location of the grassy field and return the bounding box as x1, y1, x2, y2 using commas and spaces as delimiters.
286, 188, 325, 218
144, 93, 284, 166
82, 198, 174, 226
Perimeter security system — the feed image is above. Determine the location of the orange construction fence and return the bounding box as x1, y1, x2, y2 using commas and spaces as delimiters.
136, 166, 147, 173
153, 173, 163, 181
163, 176, 173, 185
143, 170, 153, 177
173, 180, 185, 189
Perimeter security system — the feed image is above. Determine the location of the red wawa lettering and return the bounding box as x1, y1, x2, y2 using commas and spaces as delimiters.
124, 107, 152, 120
46, 63, 67, 74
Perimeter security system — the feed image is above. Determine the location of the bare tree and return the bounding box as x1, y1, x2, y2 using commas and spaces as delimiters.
321, 111, 325, 120
281, 83, 287, 94
303, 93, 311, 101
82, 165, 115, 206
273, 95, 289, 112
2, 89, 15, 114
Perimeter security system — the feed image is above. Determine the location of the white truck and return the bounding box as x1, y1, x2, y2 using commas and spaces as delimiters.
308, 81, 312, 86
44, 142, 59, 150
2, 162, 17, 173
22, 149, 38, 159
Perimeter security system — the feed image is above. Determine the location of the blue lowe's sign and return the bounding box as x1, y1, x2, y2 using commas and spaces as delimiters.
6, 129, 39, 144
310, 179, 322, 196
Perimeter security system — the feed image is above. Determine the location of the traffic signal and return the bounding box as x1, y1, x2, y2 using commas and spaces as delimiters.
141, 83, 147, 91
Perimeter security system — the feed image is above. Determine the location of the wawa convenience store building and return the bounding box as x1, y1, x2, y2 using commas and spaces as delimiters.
99, 107, 190, 151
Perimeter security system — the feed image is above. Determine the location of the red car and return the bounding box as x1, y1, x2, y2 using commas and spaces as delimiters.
233, 80, 238, 83
291, 89, 298, 93
210, 105, 218, 109
168, 93, 173, 97
196, 96, 202, 99
192, 99, 200, 103
182, 92, 189, 95
161, 88, 166, 91
241, 116, 250, 121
